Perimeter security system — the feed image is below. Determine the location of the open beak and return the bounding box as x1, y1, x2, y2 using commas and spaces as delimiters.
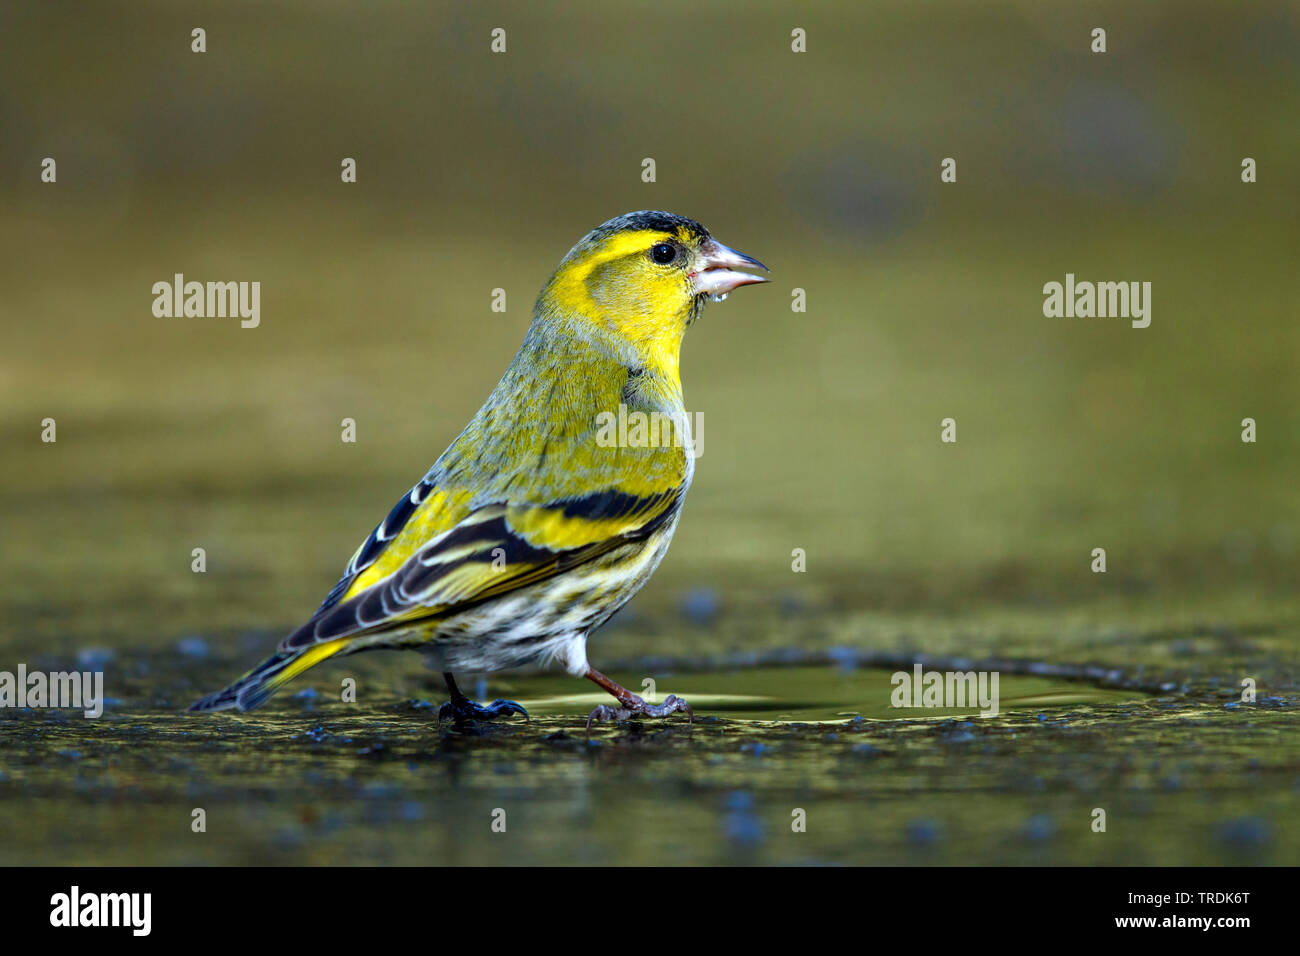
691, 238, 770, 299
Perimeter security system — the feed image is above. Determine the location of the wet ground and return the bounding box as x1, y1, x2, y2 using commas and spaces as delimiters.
1, 626, 1296, 866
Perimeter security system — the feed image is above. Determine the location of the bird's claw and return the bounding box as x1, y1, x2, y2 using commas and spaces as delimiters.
586, 694, 693, 733
438, 697, 529, 724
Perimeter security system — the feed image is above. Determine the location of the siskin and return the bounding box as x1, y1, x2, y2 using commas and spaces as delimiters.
189, 211, 768, 728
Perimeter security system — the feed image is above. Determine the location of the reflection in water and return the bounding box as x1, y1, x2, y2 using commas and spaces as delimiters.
494, 665, 1146, 723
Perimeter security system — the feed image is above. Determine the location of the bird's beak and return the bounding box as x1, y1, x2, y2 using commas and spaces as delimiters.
691, 238, 770, 298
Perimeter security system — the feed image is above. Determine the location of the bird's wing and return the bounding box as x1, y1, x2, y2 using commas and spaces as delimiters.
280, 485, 683, 651
308, 474, 474, 619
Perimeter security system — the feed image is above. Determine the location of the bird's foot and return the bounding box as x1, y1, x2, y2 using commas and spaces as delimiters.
586, 694, 693, 733
438, 696, 528, 724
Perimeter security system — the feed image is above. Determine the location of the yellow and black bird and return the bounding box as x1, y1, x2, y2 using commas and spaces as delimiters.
190, 211, 768, 727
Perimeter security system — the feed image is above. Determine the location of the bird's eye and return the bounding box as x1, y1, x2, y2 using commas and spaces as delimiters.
650, 242, 677, 265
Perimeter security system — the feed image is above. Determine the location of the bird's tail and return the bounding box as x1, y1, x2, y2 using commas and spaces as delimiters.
187, 638, 350, 713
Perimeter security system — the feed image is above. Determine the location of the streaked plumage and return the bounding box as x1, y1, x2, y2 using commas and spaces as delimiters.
189, 211, 768, 725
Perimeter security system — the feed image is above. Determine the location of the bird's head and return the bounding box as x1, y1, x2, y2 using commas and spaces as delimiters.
538, 210, 768, 371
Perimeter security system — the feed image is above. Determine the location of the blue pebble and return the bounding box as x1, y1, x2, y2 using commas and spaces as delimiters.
680, 588, 721, 624
724, 812, 765, 846
176, 636, 209, 659
1023, 814, 1057, 842
906, 819, 942, 845
723, 790, 755, 811
76, 648, 114, 669
828, 646, 859, 672
1214, 817, 1271, 847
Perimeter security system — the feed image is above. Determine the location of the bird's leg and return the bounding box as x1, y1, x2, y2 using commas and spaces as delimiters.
584, 666, 692, 732
437, 672, 528, 723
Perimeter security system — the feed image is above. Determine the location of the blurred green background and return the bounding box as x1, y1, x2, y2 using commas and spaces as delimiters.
0, 1, 1297, 866
2, 1, 1296, 651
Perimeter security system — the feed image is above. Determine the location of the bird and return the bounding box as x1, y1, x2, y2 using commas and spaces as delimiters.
188, 210, 768, 729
